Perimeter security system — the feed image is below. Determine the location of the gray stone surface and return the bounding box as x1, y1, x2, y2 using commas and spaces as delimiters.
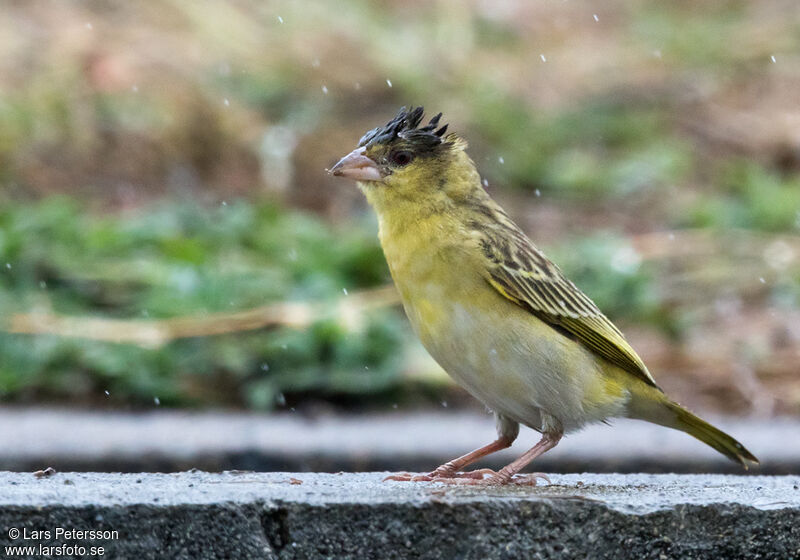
1, 472, 799, 559
2, 407, 799, 474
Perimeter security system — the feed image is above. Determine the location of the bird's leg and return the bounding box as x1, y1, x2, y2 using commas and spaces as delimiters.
383, 437, 513, 482
384, 414, 519, 482
476, 429, 562, 486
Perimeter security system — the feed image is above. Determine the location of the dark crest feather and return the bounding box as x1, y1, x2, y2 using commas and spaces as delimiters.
358, 106, 450, 152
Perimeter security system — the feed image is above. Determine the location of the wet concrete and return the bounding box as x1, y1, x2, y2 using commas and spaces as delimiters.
1, 472, 799, 559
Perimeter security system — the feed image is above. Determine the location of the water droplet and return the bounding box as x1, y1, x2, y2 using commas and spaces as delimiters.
223, 98, 230, 106
104, 390, 110, 396
321, 85, 328, 94
498, 156, 505, 164
593, 14, 599, 22
261, 363, 270, 372
770, 55, 777, 63
386, 79, 393, 87
221, 200, 227, 206
482, 178, 489, 187
534, 189, 541, 197
364, 365, 369, 370
154, 397, 161, 406
759, 277, 766, 284
5, 263, 11, 269
441, 401, 448, 408
277, 15, 284, 23
342, 288, 348, 295
540, 54, 547, 62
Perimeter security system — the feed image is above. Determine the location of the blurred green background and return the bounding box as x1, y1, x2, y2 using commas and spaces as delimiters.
1, 0, 798, 417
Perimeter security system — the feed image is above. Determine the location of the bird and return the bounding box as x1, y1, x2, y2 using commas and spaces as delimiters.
328, 106, 758, 485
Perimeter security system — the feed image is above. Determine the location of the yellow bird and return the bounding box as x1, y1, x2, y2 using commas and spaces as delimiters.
329, 107, 757, 485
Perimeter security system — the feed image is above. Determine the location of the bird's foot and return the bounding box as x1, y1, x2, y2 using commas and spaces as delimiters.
506, 472, 551, 486
383, 468, 496, 483
438, 471, 551, 486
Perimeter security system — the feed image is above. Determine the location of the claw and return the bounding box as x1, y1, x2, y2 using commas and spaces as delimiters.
433, 468, 497, 480
383, 472, 414, 482
511, 472, 551, 486
410, 474, 434, 482
485, 472, 551, 486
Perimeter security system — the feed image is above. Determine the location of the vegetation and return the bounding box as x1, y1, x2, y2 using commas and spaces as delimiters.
0, 1, 798, 415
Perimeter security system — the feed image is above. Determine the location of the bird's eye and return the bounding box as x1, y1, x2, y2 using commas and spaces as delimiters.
389, 150, 414, 167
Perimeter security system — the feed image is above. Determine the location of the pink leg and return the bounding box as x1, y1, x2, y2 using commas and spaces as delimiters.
384, 436, 513, 482
478, 430, 562, 486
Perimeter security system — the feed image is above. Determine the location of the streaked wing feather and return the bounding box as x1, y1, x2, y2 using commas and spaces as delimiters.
479, 224, 658, 388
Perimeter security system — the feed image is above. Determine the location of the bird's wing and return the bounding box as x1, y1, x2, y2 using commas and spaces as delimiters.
477, 222, 658, 388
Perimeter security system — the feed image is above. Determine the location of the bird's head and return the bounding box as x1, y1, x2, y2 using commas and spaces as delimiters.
329, 107, 480, 210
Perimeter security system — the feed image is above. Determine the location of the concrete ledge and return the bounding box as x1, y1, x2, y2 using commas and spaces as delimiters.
3, 407, 800, 474
1, 472, 799, 559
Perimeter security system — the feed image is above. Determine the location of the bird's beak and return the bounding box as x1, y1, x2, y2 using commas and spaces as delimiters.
328, 147, 384, 182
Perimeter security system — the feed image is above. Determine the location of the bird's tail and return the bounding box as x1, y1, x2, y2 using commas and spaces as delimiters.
627, 384, 759, 467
